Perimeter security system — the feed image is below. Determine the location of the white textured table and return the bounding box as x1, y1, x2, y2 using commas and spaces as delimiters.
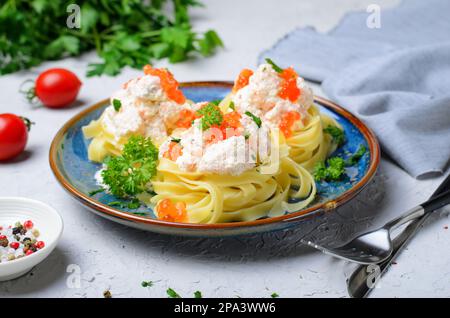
1, 0, 449, 298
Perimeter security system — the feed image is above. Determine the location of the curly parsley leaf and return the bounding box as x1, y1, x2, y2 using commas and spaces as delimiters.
196, 103, 223, 130
324, 126, 345, 146
313, 157, 345, 181
101, 136, 158, 198
194, 291, 202, 298
113, 99, 122, 112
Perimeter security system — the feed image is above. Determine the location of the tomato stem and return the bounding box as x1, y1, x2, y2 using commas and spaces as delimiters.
19, 79, 40, 106
20, 117, 34, 132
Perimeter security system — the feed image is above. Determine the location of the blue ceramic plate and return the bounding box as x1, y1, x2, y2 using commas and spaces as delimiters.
49, 82, 379, 237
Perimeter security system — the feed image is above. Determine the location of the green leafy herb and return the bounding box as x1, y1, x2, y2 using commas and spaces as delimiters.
194, 291, 202, 298
108, 199, 141, 209
210, 99, 222, 106
171, 138, 181, 143
324, 126, 345, 146
245, 111, 262, 128
0, 1, 222, 76
113, 99, 122, 112
167, 288, 181, 298
141, 281, 153, 288
229, 101, 236, 111
88, 188, 104, 196
265, 58, 283, 73
346, 145, 367, 166
313, 157, 346, 181
196, 103, 223, 130
271, 292, 279, 298
102, 136, 158, 198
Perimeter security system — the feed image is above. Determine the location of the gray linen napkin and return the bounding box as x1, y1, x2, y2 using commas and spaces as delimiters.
259, 0, 450, 178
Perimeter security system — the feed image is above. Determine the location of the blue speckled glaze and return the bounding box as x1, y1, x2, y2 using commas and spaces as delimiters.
54, 84, 373, 235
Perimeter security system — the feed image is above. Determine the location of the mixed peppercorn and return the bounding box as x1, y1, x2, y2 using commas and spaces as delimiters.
0, 220, 45, 263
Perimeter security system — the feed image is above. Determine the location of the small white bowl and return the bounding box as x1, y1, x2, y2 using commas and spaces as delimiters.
0, 197, 63, 281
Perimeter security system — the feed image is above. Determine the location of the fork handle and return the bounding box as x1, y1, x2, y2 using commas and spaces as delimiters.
347, 173, 450, 298
385, 189, 450, 231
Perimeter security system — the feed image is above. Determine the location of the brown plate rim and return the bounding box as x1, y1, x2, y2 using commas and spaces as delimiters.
49, 81, 380, 230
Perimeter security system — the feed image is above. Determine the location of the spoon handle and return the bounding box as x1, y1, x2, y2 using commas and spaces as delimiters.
384, 189, 450, 231
347, 174, 450, 298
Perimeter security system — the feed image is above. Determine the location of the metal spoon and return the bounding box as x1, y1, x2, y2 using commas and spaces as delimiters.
305, 189, 450, 264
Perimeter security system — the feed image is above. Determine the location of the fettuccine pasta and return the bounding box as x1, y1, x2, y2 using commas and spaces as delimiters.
83, 62, 343, 224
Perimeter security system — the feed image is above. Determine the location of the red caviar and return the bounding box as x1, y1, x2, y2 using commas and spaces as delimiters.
278, 67, 301, 102
220, 111, 242, 138
232, 69, 253, 93
279, 111, 301, 138
143, 65, 186, 104
156, 199, 188, 223
163, 141, 183, 161
204, 125, 225, 144
176, 109, 198, 128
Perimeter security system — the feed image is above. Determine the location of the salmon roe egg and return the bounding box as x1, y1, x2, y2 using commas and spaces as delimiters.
279, 111, 301, 138
156, 199, 188, 223
176, 109, 198, 128
204, 125, 225, 145
143, 65, 186, 104
232, 69, 253, 93
163, 141, 183, 161
219, 111, 242, 139
278, 67, 301, 102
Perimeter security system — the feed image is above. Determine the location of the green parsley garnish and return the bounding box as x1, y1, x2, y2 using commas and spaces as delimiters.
245, 111, 262, 128
194, 291, 202, 298
271, 292, 279, 298
346, 145, 367, 166
113, 99, 122, 112
323, 126, 345, 146
102, 136, 158, 198
0, 1, 223, 77
196, 103, 223, 130
229, 101, 236, 111
141, 281, 153, 288
265, 58, 283, 73
88, 188, 104, 196
167, 288, 181, 298
107, 198, 141, 210
171, 138, 181, 143
210, 99, 222, 105
313, 157, 346, 181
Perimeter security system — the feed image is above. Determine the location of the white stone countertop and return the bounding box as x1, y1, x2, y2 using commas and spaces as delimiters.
1, 0, 449, 298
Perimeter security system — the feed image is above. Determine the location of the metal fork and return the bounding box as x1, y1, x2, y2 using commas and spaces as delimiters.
305, 189, 450, 264
347, 173, 450, 297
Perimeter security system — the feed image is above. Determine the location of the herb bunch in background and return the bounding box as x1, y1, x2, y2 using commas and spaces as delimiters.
0, 0, 223, 76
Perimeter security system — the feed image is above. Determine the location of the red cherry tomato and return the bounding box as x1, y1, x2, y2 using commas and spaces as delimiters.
35, 68, 82, 108
0, 114, 31, 161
